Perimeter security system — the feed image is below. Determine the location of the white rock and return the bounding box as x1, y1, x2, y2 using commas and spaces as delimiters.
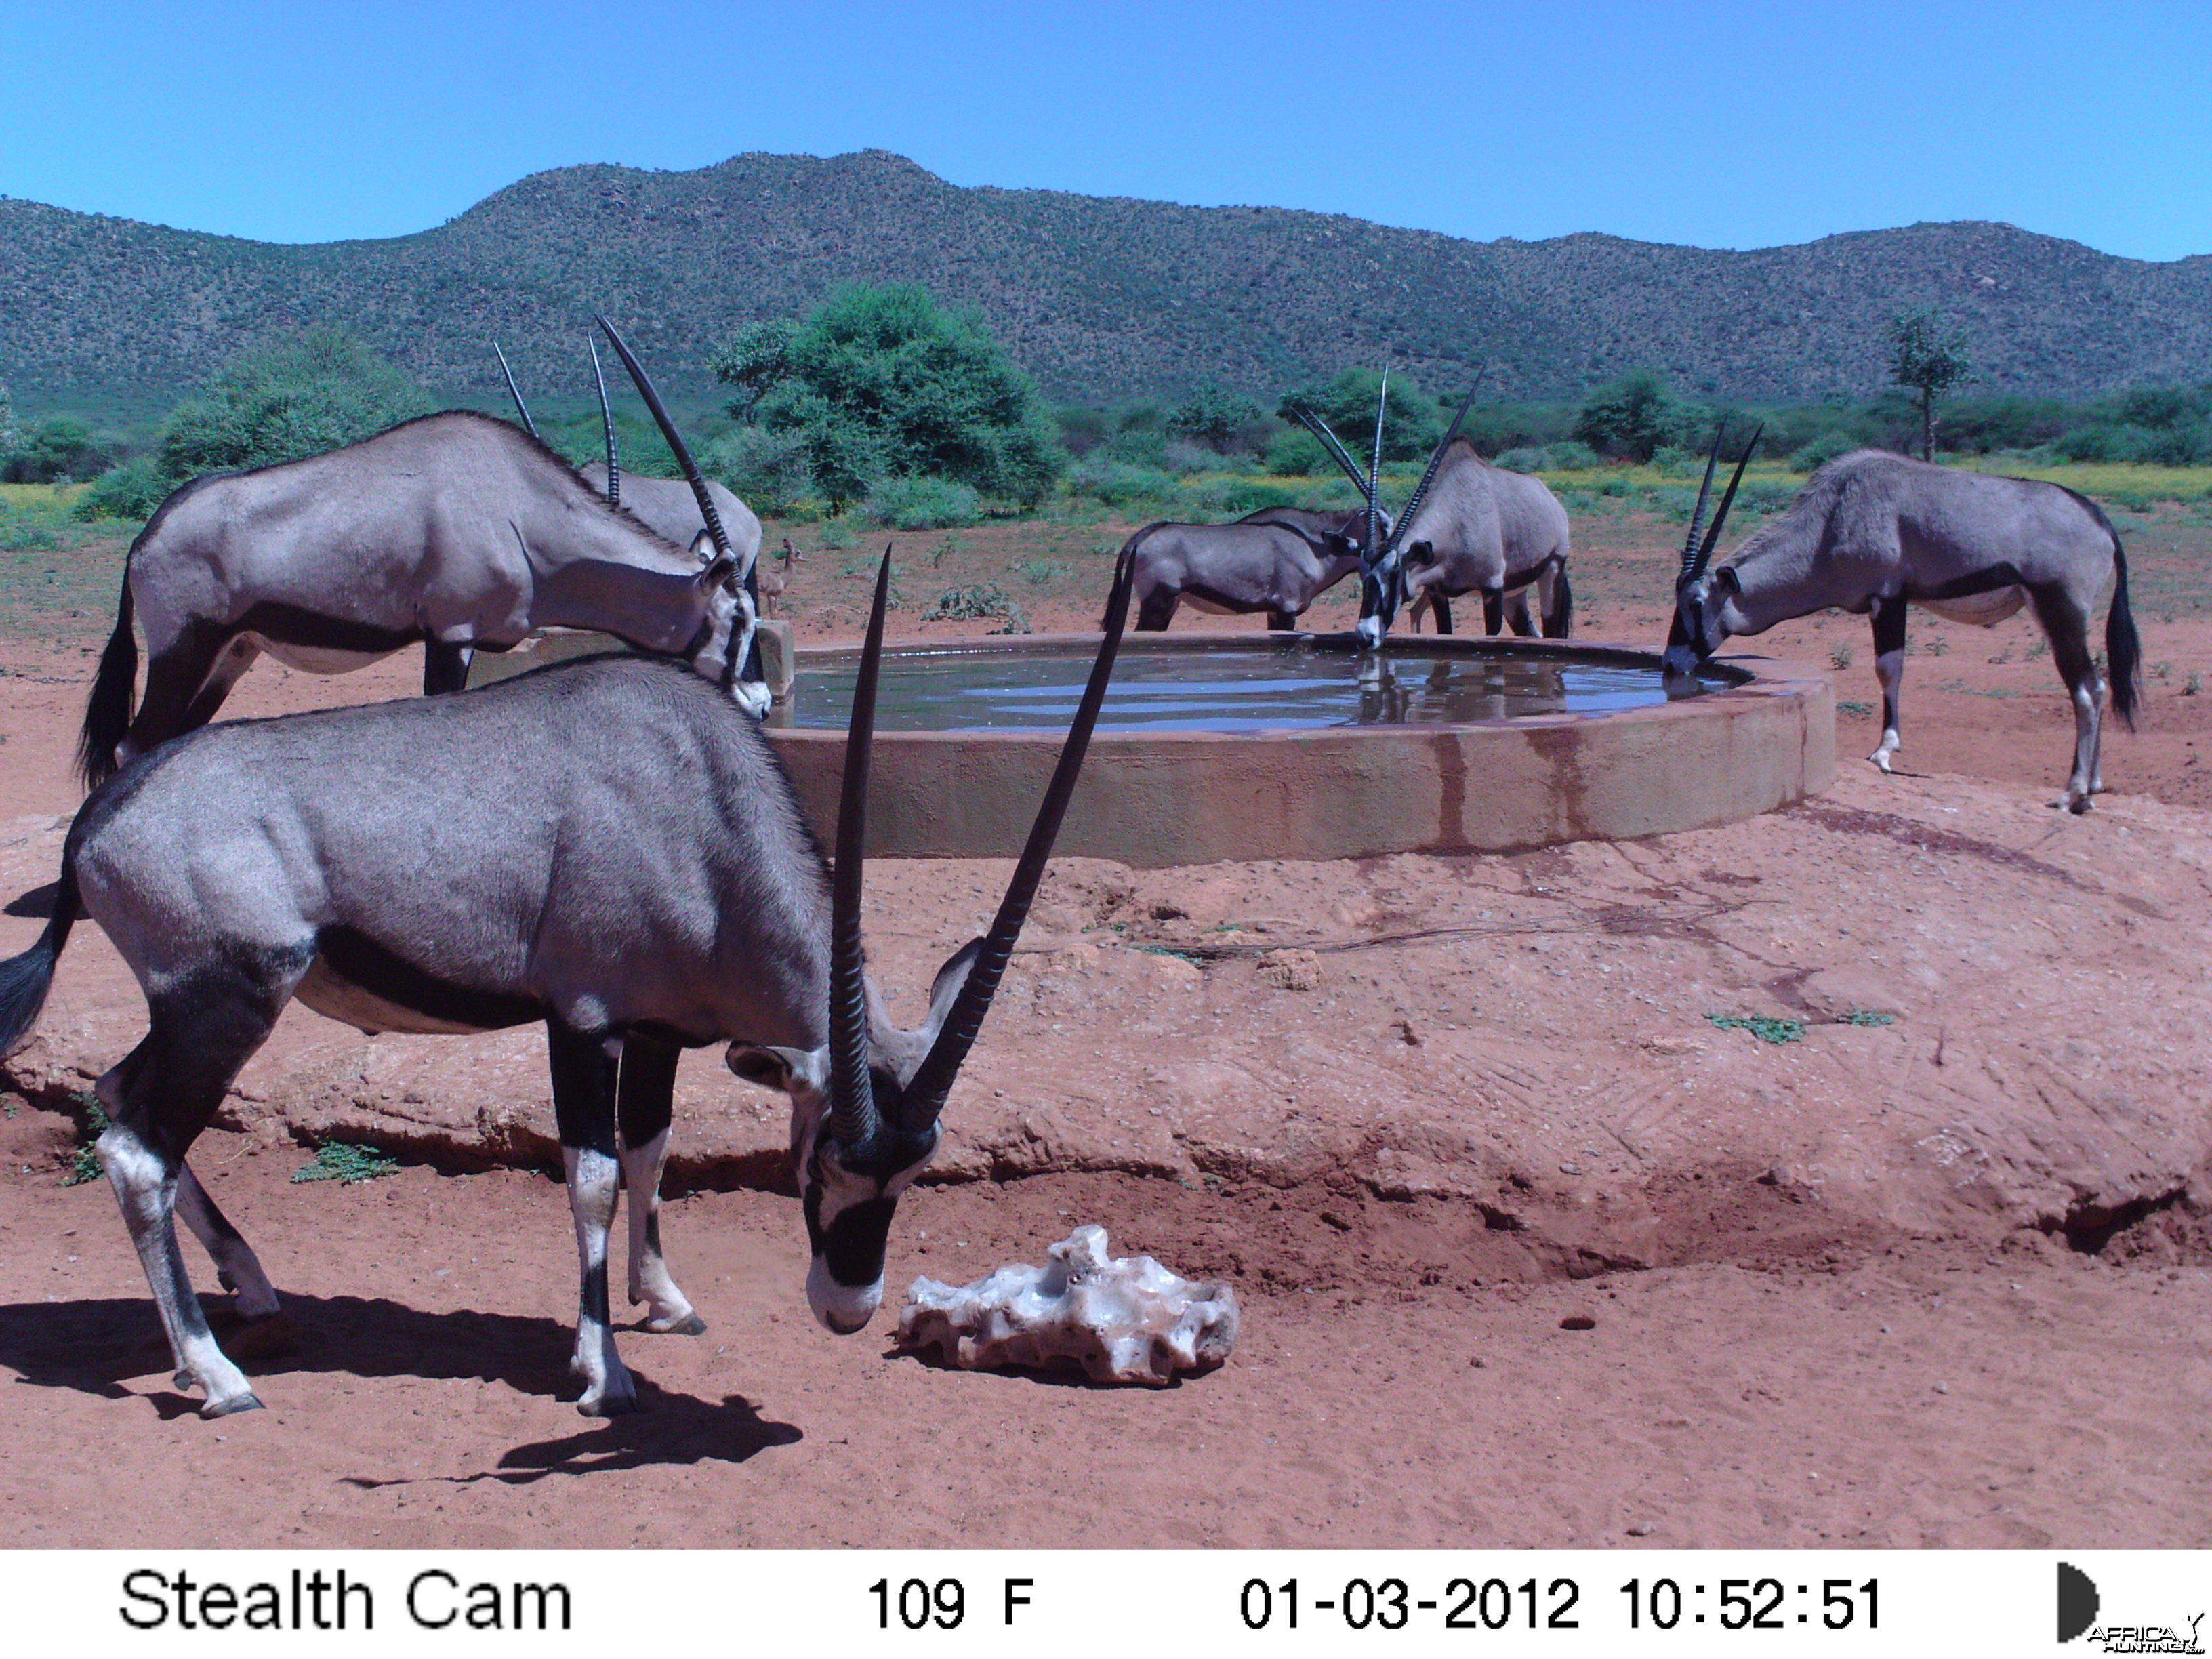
895, 1225, 1239, 1386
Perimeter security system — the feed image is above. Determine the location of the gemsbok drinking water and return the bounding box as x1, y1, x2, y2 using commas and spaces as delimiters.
77, 318, 764, 791
1664, 437, 2140, 813
0, 544, 1136, 1420
1296, 380, 1572, 644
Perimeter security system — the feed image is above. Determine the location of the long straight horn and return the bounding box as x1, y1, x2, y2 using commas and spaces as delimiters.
1291, 405, 1373, 501
1385, 369, 1489, 558
1676, 423, 1728, 586
593, 314, 735, 578
1363, 370, 1389, 567
827, 544, 897, 1149
898, 546, 1138, 1128
1689, 423, 1763, 580
493, 343, 539, 440
588, 337, 620, 509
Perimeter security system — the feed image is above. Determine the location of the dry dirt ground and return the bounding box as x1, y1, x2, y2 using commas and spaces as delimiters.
2, 512, 2210, 1549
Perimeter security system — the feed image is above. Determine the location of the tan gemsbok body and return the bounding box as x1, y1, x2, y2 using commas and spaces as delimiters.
1665, 442, 2140, 812
77, 320, 762, 791
0, 545, 1136, 1418
1121, 505, 1382, 632
1288, 373, 1571, 644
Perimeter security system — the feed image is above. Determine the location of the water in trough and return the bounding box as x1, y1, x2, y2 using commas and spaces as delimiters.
773, 640, 1732, 733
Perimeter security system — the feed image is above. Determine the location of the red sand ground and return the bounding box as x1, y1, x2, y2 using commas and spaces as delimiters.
3, 512, 2209, 1549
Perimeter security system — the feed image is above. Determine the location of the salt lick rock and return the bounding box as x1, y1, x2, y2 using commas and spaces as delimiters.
895, 1225, 1240, 1385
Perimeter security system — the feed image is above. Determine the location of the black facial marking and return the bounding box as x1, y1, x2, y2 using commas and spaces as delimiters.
821, 1197, 899, 1288
316, 925, 546, 1033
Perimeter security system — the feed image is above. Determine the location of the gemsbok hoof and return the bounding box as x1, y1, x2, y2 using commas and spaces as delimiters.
576, 1386, 640, 1419
202, 1391, 266, 1419
648, 1311, 708, 1336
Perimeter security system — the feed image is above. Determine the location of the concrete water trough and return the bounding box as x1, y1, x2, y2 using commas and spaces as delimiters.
477, 629, 1833, 867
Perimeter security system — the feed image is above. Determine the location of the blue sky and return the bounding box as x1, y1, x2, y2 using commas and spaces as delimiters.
3, 1, 2206, 260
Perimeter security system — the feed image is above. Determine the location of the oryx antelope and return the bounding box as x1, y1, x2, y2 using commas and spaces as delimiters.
1120, 505, 1383, 632
77, 321, 764, 792
0, 545, 1136, 1419
1293, 380, 1572, 645
1665, 443, 2141, 812
499, 340, 764, 577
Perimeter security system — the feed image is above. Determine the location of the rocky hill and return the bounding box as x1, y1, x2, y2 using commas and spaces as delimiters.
5, 149, 2207, 409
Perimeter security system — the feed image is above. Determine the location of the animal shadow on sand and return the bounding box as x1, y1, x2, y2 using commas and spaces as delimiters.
0, 1292, 803, 1480
5, 880, 60, 919
886, 1340, 1204, 1393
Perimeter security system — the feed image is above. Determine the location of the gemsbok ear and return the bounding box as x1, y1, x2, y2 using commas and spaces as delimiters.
726, 1043, 827, 1097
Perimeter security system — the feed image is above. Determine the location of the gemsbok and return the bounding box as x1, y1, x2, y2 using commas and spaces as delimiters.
0, 544, 1136, 1419
77, 319, 764, 791
1121, 504, 1383, 632
1664, 438, 2141, 812
1293, 381, 1572, 644
498, 338, 764, 579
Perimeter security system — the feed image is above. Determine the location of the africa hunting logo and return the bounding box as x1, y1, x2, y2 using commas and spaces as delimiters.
2060, 1563, 2206, 1653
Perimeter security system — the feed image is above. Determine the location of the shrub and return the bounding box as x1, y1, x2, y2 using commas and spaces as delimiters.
1169, 384, 1264, 451
1161, 437, 1220, 475
1264, 427, 1330, 476
1789, 429, 1861, 473
73, 456, 175, 522
1574, 369, 1698, 462
1, 416, 114, 484
866, 474, 980, 530
159, 328, 432, 478
2054, 424, 2123, 464
1493, 446, 1548, 474
1277, 367, 1442, 462
722, 283, 1067, 510
702, 425, 815, 515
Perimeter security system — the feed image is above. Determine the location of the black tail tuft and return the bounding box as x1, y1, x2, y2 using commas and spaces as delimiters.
2106, 536, 2141, 731
0, 859, 79, 1060
77, 571, 138, 791
1546, 566, 1574, 638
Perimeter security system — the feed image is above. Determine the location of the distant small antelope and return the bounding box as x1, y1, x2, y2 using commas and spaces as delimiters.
1666, 438, 2141, 812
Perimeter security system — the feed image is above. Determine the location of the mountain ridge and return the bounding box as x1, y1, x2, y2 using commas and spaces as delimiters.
5, 149, 2207, 409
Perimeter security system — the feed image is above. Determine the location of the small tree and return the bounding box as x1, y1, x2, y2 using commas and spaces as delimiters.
0, 382, 16, 455
159, 328, 432, 478
1169, 384, 1263, 451
717, 283, 1066, 510
1887, 307, 1973, 462
1277, 368, 1441, 463
708, 318, 796, 422
1572, 369, 1689, 462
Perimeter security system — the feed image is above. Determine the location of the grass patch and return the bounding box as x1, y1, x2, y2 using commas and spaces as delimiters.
922, 583, 1029, 633
1837, 700, 1874, 716
1839, 1010, 1896, 1027
60, 1092, 110, 1186
1706, 1013, 1804, 1045
291, 1141, 401, 1185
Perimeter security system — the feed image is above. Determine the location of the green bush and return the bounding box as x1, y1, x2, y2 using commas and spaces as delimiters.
159, 327, 433, 478
866, 474, 980, 529
717, 283, 1067, 510
1277, 367, 1442, 463
2054, 424, 2123, 464
1264, 427, 1330, 476
702, 425, 815, 515
1789, 429, 1862, 473
1573, 369, 1702, 462
1169, 384, 1263, 450
73, 456, 174, 522
2, 416, 114, 484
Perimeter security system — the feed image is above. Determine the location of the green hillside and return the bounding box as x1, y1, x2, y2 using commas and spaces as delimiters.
4, 150, 2208, 411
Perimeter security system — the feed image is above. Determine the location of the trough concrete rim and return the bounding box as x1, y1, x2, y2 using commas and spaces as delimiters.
761, 630, 1835, 867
